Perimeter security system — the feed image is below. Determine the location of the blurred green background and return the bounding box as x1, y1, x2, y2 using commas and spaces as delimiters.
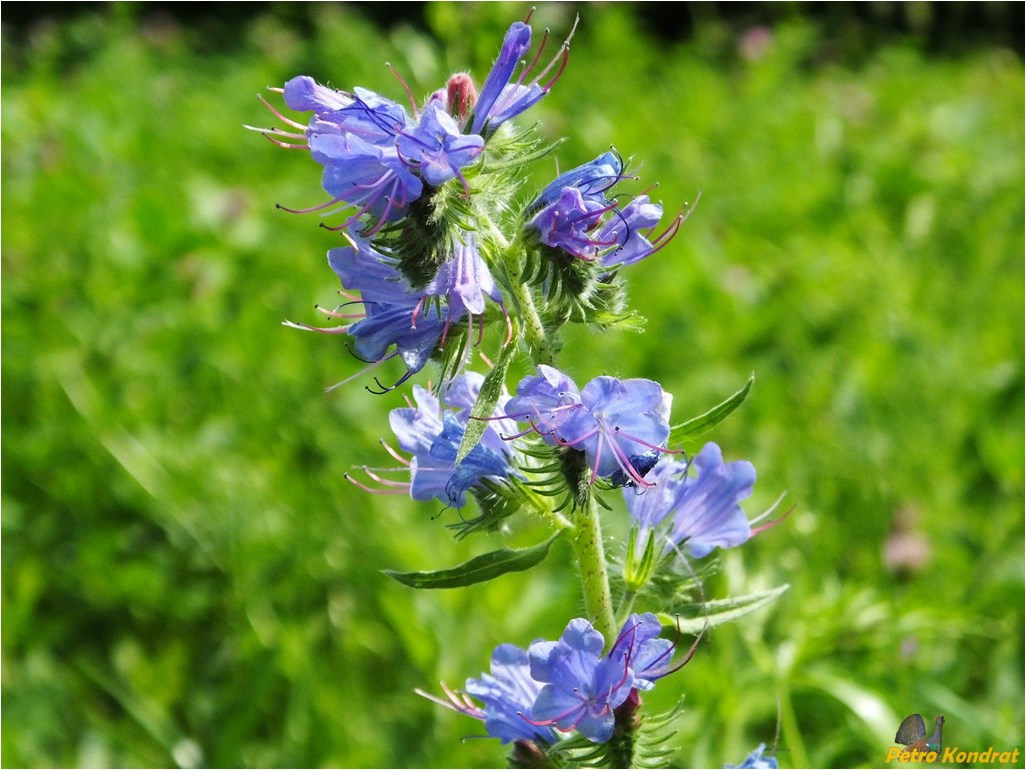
3, 2, 1023, 767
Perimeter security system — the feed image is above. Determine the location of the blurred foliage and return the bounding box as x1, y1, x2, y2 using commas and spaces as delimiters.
2, 2, 1022, 768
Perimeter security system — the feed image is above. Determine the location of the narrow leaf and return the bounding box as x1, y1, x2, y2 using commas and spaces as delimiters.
383, 535, 558, 589
455, 334, 519, 464
659, 583, 789, 633
669, 373, 754, 446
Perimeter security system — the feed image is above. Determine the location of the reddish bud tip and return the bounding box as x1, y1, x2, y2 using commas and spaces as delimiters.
446, 72, 478, 122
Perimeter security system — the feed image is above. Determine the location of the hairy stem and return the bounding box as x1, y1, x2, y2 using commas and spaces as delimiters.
509, 278, 553, 367
570, 493, 616, 642
497, 228, 554, 367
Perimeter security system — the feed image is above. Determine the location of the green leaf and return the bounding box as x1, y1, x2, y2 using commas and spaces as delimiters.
659, 583, 789, 633
668, 373, 754, 446
455, 334, 519, 464
383, 535, 559, 589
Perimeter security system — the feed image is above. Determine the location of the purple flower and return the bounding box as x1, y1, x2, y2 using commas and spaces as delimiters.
426, 231, 504, 322
528, 618, 635, 743
533, 151, 624, 209
422, 614, 697, 747
607, 613, 675, 691
352, 373, 517, 507
471, 18, 575, 135
505, 367, 674, 488
625, 442, 757, 559
529, 152, 685, 268
259, 73, 487, 233
280, 78, 424, 229
416, 643, 557, 745
503, 365, 584, 440
397, 100, 484, 187
292, 233, 502, 390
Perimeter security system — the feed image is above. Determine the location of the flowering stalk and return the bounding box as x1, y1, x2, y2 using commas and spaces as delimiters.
255, 12, 788, 767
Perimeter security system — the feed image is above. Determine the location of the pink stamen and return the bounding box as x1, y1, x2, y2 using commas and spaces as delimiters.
380, 439, 411, 466
281, 319, 350, 334
500, 304, 514, 347
518, 28, 550, 86
473, 312, 486, 347
498, 423, 543, 442
276, 195, 348, 215
751, 501, 796, 537
411, 297, 428, 331
257, 93, 308, 130
260, 133, 310, 149
661, 623, 705, 677
344, 473, 407, 495
359, 466, 410, 487
610, 426, 683, 456
315, 303, 365, 321
386, 62, 419, 116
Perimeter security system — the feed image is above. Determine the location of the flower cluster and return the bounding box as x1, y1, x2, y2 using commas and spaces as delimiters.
504, 365, 676, 488
528, 151, 684, 270
418, 613, 693, 746
257, 15, 577, 390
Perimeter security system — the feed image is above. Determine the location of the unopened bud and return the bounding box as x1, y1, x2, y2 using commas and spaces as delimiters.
446, 72, 478, 122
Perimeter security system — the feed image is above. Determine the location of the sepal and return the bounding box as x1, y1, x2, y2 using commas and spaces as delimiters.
623, 527, 658, 594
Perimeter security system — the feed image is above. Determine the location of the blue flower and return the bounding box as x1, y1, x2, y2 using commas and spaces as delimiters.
505, 367, 674, 488
726, 743, 779, 769
298, 233, 502, 389
528, 618, 635, 743
422, 614, 698, 747
503, 364, 584, 441
416, 643, 557, 745
529, 152, 686, 268
379, 373, 518, 507
625, 442, 757, 559
309, 235, 444, 388
532, 151, 625, 210
471, 18, 575, 136
607, 613, 675, 691
467, 644, 559, 745
396, 100, 484, 187
562, 376, 673, 487
426, 231, 504, 323
281, 78, 423, 230
264, 74, 487, 234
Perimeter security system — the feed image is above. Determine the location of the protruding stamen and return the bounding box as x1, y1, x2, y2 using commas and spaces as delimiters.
256, 92, 308, 130
344, 472, 408, 495
386, 62, 419, 116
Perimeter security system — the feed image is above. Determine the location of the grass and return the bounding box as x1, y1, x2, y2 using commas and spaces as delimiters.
2, 3, 1022, 767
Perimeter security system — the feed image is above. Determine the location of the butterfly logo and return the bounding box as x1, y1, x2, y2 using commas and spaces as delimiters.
894, 713, 945, 753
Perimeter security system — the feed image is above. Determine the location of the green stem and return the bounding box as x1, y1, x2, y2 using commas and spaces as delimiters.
616, 589, 638, 627
509, 278, 553, 367
495, 227, 553, 367
778, 685, 809, 768
570, 493, 616, 643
